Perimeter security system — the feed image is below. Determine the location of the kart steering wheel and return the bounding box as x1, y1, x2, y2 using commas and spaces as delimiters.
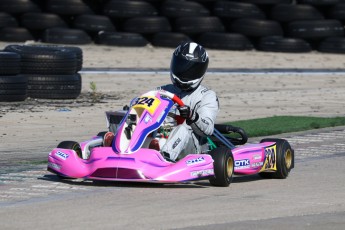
158, 90, 184, 106
158, 90, 185, 124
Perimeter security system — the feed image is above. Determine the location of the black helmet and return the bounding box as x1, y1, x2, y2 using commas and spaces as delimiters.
170, 42, 209, 91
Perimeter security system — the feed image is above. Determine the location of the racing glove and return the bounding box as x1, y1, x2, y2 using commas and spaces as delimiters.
178, 105, 199, 125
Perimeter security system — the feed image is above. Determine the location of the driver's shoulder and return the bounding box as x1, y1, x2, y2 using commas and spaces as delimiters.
196, 85, 217, 98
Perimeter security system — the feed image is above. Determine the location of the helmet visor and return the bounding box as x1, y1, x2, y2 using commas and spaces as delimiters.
171, 55, 208, 82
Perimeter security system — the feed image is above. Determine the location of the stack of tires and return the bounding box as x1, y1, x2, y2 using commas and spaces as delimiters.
0, 0, 344, 53
0, 51, 27, 102
3, 45, 82, 100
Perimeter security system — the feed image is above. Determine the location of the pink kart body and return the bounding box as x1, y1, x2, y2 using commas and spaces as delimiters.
47, 90, 281, 183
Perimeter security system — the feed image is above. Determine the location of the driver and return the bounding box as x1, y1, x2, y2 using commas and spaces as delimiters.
155, 42, 219, 162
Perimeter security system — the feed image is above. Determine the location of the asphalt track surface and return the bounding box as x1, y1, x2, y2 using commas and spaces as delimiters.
1, 69, 345, 229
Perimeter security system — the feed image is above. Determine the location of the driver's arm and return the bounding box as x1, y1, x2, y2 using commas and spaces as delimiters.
189, 90, 219, 137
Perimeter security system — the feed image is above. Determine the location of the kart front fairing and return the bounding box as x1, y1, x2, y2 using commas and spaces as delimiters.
112, 90, 174, 154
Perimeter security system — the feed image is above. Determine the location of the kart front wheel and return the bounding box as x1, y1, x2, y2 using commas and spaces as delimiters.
259, 138, 294, 179
209, 146, 234, 187
57, 141, 82, 159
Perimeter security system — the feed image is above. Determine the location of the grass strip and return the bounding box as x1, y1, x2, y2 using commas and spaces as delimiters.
224, 116, 345, 138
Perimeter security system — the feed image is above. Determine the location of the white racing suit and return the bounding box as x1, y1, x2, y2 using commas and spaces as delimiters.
157, 84, 219, 161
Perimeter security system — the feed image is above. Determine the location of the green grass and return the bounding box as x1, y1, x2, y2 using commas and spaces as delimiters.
224, 116, 345, 138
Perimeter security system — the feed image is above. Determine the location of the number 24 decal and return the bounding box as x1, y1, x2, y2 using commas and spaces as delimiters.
133, 97, 155, 107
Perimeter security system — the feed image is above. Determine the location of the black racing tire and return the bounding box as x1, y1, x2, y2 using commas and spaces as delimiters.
287, 20, 344, 40
238, 0, 292, 3
0, 52, 21, 75
296, 0, 340, 5
0, 75, 27, 102
0, 27, 34, 42
46, 0, 94, 15
213, 1, 266, 19
27, 44, 83, 72
0, 0, 40, 14
230, 18, 283, 37
198, 32, 254, 51
175, 16, 225, 35
0, 12, 18, 27
43, 28, 92, 45
259, 138, 294, 179
318, 37, 345, 54
73, 14, 116, 33
103, 0, 158, 18
160, 0, 210, 18
20, 13, 67, 30
258, 36, 312, 53
123, 17, 171, 34
4, 44, 78, 75
27, 74, 81, 99
328, 4, 345, 21
151, 32, 191, 48
271, 4, 324, 22
57, 141, 82, 159
96, 32, 149, 47
209, 146, 234, 187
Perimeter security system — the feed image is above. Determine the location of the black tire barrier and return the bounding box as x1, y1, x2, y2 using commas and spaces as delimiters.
213, 1, 266, 19
0, 27, 34, 42
318, 37, 345, 54
271, 4, 324, 22
0, 75, 27, 102
230, 18, 283, 37
160, 0, 210, 18
20, 13, 67, 30
103, 0, 158, 18
297, 0, 340, 5
0, 0, 344, 53
0, 0, 40, 14
45, 0, 94, 15
26, 74, 81, 99
198, 32, 254, 51
151, 32, 191, 48
123, 17, 171, 34
96, 32, 149, 47
4, 45, 78, 75
43, 28, 92, 44
0, 12, 18, 27
175, 16, 225, 35
328, 3, 345, 21
26, 44, 83, 72
0, 52, 21, 75
287, 19, 344, 40
258, 36, 312, 53
238, 0, 292, 4
73, 15, 116, 33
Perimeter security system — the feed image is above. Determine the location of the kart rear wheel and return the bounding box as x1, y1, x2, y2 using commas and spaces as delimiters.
208, 146, 234, 187
57, 141, 82, 159
259, 138, 294, 179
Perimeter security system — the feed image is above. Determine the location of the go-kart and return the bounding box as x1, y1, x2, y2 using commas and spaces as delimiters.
47, 90, 294, 187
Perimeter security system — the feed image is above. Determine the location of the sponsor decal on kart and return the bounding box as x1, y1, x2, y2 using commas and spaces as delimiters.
186, 157, 205, 166
252, 154, 262, 160
191, 169, 214, 177
48, 162, 61, 170
143, 114, 152, 124
55, 151, 69, 160
132, 96, 161, 115
251, 162, 264, 168
235, 159, 250, 169
261, 145, 277, 171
